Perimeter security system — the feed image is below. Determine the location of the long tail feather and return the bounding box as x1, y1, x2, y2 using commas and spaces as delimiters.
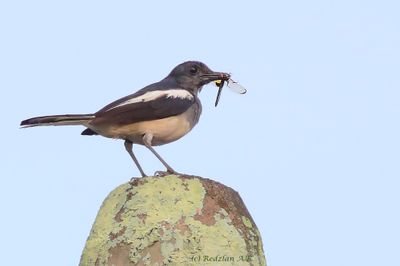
20, 114, 95, 128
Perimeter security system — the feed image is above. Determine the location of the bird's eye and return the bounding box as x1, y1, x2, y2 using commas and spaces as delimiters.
189, 65, 198, 75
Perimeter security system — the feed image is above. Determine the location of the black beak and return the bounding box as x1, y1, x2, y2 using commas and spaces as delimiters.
200, 72, 230, 85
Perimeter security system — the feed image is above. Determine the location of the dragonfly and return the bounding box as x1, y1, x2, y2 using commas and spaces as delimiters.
214, 78, 247, 107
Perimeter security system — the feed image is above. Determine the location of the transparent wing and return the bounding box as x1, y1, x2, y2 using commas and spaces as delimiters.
227, 79, 247, 94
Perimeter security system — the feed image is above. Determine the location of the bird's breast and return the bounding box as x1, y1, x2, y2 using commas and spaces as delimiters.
100, 102, 201, 146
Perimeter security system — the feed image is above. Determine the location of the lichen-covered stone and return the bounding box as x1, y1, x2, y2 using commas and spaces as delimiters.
80, 175, 266, 266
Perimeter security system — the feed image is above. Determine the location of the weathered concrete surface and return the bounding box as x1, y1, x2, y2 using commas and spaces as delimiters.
80, 175, 266, 266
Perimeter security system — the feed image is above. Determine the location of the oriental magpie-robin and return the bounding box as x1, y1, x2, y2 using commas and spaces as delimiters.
20, 61, 231, 177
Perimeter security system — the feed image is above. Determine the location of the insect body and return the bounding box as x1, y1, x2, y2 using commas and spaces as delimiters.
214, 79, 247, 106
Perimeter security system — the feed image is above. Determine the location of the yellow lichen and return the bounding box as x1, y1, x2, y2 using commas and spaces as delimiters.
242, 216, 253, 229
79, 183, 131, 265
79, 175, 266, 266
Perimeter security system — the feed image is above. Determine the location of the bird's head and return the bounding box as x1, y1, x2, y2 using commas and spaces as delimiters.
166, 61, 230, 94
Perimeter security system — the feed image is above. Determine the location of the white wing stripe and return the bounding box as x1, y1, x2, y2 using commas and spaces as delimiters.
107, 89, 193, 111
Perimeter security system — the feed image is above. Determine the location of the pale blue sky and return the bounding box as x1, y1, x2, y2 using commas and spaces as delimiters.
1, 0, 399, 265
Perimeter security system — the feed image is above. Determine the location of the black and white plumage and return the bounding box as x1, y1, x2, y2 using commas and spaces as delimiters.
20, 61, 230, 177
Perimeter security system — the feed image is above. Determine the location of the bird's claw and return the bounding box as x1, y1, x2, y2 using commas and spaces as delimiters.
154, 170, 181, 177
130, 176, 141, 182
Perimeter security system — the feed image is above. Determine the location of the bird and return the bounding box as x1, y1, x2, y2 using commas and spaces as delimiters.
20, 61, 231, 177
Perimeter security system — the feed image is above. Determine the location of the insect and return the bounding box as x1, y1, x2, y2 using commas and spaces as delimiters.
214, 78, 247, 107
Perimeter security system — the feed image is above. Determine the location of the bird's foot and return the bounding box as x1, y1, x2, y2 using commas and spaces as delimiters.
154, 169, 182, 177
130, 176, 140, 182
129, 176, 147, 185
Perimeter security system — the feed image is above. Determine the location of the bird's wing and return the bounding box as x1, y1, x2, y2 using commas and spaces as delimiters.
90, 88, 195, 127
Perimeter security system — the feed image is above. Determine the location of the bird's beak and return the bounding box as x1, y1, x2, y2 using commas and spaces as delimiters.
200, 72, 230, 85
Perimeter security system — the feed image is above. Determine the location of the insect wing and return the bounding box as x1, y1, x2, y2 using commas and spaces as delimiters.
227, 79, 247, 94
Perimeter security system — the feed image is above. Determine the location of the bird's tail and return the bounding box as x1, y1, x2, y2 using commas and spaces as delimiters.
20, 114, 95, 128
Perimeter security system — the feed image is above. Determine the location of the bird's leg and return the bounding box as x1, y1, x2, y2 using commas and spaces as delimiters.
142, 133, 177, 175
124, 140, 147, 177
